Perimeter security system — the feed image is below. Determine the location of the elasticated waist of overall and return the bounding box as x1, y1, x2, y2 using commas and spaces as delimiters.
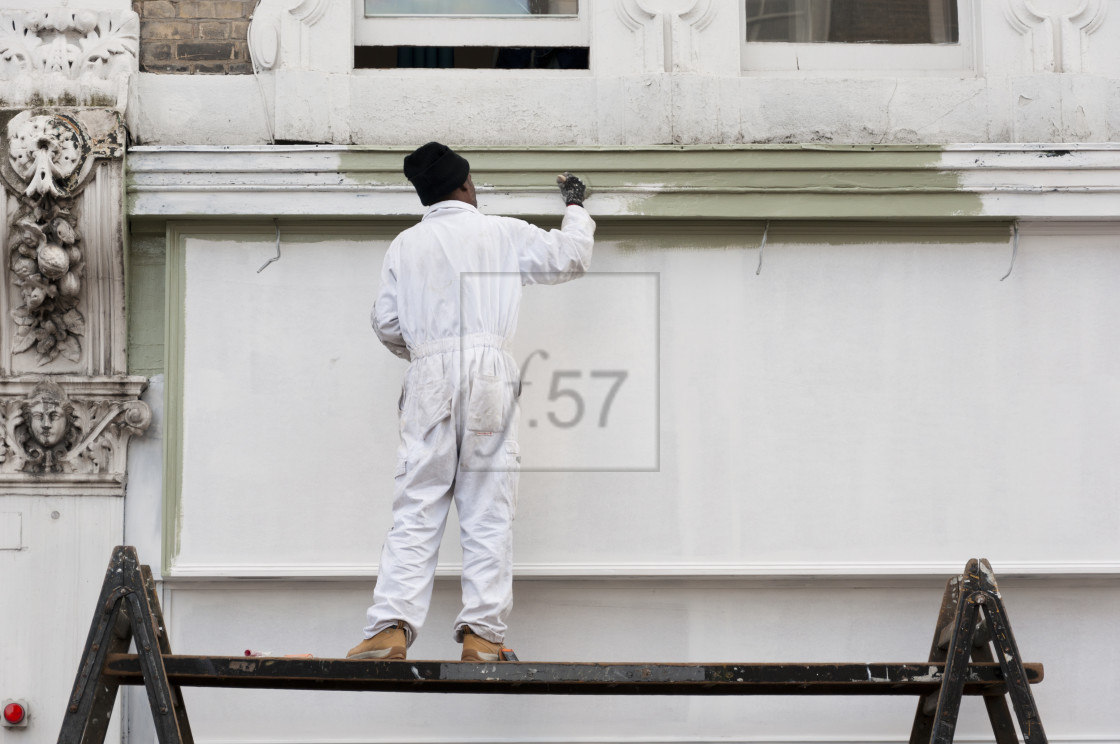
409, 332, 510, 359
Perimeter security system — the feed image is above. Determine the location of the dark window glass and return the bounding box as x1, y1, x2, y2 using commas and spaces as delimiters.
746, 0, 958, 43
366, 0, 577, 15
355, 46, 589, 69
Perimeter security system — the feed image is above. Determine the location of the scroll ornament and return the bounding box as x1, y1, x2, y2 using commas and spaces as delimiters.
6, 112, 89, 366
0, 378, 151, 475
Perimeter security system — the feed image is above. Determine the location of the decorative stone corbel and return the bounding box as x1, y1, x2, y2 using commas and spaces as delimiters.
1004, 0, 1107, 73
615, 0, 662, 72
0, 8, 146, 497
615, 0, 716, 73
278, 0, 349, 72
2, 108, 126, 373
0, 8, 139, 111
0, 376, 150, 496
289, 0, 330, 27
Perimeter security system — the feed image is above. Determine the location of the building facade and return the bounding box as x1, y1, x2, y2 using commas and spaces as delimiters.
2, 0, 1119, 742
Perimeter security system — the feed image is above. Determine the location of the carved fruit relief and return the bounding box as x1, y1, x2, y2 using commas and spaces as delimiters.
6, 112, 88, 367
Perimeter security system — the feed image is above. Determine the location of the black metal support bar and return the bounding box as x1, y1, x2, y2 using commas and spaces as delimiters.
100, 655, 1040, 696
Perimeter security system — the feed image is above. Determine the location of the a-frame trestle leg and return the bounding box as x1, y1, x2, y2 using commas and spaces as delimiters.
57, 546, 192, 744
909, 558, 1047, 744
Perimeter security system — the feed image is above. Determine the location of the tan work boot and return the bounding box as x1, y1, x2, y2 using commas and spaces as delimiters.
347, 621, 407, 660
460, 624, 506, 662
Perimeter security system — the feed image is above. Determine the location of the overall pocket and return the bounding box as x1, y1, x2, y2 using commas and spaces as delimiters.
466, 374, 506, 434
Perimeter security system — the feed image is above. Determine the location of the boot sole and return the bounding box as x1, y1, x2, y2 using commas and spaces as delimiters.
347, 648, 406, 660
460, 651, 501, 662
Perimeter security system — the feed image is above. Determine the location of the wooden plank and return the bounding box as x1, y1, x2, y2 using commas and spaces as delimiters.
102, 655, 1042, 696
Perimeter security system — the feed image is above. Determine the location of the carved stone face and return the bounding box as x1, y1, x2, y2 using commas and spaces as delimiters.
29, 399, 68, 448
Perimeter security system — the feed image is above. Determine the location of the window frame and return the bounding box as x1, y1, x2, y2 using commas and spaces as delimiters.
353, 0, 588, 50
740, 0, 979, 76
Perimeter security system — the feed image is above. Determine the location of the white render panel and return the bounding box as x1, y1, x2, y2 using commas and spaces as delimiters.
172, 226, 1120, 577
0, 495, 123, 744
177, 233, 398, 568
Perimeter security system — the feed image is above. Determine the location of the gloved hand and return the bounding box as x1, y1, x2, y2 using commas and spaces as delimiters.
556, 172, 586, 207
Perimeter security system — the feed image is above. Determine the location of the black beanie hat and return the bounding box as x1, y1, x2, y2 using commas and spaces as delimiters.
403, 142, 470, 206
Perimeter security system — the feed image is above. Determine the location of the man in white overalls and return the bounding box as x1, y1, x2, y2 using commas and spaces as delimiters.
349, 143, 594, 662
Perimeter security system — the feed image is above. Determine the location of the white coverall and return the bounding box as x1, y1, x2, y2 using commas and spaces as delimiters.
366, 200, 595, 646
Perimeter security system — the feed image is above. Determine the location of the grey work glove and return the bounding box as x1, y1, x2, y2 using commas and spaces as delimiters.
556, 172, 586, 207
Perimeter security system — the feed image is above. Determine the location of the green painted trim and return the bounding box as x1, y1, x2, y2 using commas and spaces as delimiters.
131, 145, 985, 220
127, 234, 167, 377
597, 219, 1013, 247
162, 223, 186, 575
337, 145, 959, 186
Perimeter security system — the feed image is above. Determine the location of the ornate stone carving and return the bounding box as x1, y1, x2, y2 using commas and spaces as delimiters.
248, 12, 280, 71
5, 111, 90, 367
8, 112, 88, 198
615, 0, 716, 73
0, 376, 150, 493
0, 9, 139, 109
1004, 0, 1107, 73
289, 0, 331, 27
0, 10, 143, 495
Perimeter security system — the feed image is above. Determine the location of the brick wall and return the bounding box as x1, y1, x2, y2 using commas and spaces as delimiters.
133, 0, 253, 74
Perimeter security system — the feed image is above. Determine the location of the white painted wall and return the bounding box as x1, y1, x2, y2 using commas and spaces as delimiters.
175, 227, 1120, 574
153, 223, 1120, 742
5, 2, 1118, 744
0, 495, 124, 744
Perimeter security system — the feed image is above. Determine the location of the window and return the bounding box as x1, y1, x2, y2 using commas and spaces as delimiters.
355, 0, 588, 69
366, 0, 576, 15
741, 0, 975, 74
746, 0, 957, 43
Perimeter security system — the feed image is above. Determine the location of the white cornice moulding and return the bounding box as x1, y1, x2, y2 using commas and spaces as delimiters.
162, 560, 1120, 581
126, 144, 1120, 221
